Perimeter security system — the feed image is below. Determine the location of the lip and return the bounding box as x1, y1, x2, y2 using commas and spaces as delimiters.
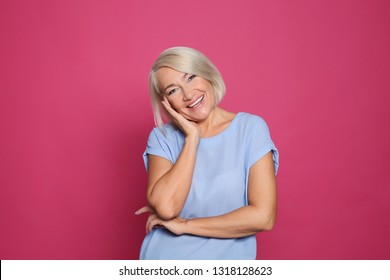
187, 95, 204, 108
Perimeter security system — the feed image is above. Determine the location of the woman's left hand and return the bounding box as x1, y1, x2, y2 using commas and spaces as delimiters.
135, 205, 187, 235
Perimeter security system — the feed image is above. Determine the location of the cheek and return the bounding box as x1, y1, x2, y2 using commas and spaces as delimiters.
168, 99, 181, 111
207, 88, 217, 106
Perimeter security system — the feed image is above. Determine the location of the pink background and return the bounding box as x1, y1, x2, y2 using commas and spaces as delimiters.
1, 0, 389, 259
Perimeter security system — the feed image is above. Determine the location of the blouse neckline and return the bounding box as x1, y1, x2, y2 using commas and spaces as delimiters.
200, 112, 242, 142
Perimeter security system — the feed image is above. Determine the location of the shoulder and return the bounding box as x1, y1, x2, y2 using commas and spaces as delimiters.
147, 122, 184, 144
150, 122, 176, 136
235, 112, 269, 130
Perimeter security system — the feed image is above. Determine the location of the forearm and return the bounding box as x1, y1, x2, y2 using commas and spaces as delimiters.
145, 150, 278, 237
183, 205, 276, 239
148, 136, 199, 219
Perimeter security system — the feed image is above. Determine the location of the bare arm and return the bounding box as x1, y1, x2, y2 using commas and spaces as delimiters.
145, 97, 200, 220
146, 136, 198, 220
143, 152, 277, 238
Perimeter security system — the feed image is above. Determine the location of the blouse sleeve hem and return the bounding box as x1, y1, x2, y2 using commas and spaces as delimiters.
143, 150, 173, 171
248, 145, 279, 175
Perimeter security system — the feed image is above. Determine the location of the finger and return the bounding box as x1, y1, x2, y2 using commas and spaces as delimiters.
161, 96, 171, 110
145, 215, 152, 233
146, 213, 158, 232
161, 99, 174, 116
135, 205, 153, 215
161, 98, 188, 127
161, 97, 181, 118
147, 214, 162, 233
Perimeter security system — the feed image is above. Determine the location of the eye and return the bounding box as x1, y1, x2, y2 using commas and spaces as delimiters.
188, 75, 196, 82
168, 88, 179, 95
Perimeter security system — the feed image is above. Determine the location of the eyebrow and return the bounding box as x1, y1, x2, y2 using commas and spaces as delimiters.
163, 73, 189, 92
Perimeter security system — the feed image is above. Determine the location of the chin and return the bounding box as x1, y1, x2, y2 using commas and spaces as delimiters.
185, 109, 211, 122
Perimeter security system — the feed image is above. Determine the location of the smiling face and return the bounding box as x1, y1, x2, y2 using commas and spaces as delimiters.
156, 67, 216, 122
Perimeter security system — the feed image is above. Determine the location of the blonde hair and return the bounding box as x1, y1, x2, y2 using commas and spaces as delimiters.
148, 46, 226, 127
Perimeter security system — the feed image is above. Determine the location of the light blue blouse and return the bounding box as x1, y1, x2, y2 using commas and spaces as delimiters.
139, 112, 279, 259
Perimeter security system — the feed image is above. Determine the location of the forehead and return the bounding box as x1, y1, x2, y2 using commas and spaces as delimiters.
156, 67, 185, 86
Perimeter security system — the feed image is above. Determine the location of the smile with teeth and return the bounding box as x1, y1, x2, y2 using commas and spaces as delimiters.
188, 95, 204, 108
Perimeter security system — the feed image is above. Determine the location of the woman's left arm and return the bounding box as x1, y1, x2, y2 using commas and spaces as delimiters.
143, 151, 277, 238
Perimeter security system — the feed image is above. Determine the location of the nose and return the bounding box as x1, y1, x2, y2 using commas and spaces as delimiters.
182, 87, 194, 101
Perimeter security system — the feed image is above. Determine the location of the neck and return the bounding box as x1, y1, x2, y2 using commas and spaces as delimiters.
196, 107, 236, 138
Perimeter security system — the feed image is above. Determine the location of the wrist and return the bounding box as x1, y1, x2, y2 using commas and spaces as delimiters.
185, 134, 200, 146
181, 218, 190, 235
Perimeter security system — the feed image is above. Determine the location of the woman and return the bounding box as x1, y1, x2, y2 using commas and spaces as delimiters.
135, 46, 279, 259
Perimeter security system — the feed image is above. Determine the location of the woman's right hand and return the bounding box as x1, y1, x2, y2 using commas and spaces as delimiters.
161, 97, 201, 142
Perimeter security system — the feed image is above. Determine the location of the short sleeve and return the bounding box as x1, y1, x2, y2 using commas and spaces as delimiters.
247, 116, 279, 174
142, 128, 174, 171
